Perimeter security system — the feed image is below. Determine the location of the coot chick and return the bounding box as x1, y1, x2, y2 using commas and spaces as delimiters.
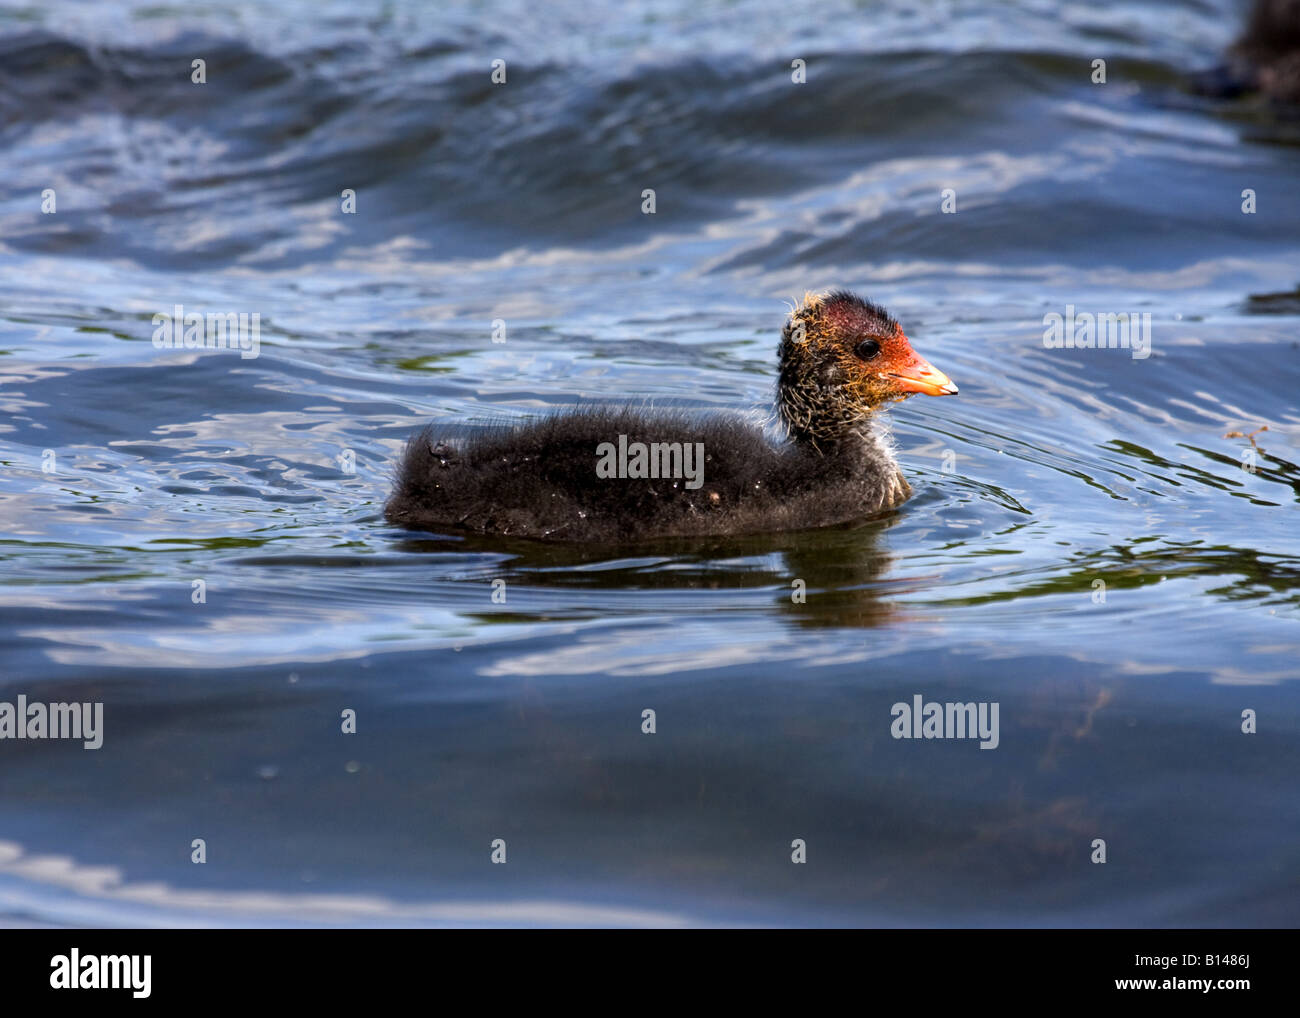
385, 290, 957, 542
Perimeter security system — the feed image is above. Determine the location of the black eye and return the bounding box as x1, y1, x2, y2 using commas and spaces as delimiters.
854, 338, 881, 360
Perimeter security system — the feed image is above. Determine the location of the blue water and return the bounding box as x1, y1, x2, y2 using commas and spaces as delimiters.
0, 0, 1297, 926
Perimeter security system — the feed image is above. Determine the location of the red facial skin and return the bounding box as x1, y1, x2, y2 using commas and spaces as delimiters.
877, 323, 958, 398
815, 296, 957, 401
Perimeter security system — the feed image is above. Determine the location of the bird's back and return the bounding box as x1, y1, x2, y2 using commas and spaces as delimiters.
384, 405, 908, 541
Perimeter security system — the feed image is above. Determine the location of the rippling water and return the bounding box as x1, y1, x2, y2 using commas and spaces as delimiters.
1, 0, 1297, 927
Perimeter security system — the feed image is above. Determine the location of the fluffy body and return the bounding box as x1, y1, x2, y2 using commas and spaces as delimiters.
385, 406, 908, 542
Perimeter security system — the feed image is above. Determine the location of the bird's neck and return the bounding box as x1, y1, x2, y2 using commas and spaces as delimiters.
778, 388, 880, 452
783, 411, 892, 466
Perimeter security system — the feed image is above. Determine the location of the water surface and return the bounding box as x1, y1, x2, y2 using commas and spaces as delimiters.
0, 0, 1297, 926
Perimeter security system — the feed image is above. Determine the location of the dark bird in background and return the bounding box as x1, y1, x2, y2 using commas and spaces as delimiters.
1192, 0, 1300, 103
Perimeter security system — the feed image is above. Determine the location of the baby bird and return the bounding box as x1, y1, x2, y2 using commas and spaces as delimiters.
385, 290, 957, 542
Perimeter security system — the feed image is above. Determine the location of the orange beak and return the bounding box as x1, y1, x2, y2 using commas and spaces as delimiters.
885, 337, 958, 397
